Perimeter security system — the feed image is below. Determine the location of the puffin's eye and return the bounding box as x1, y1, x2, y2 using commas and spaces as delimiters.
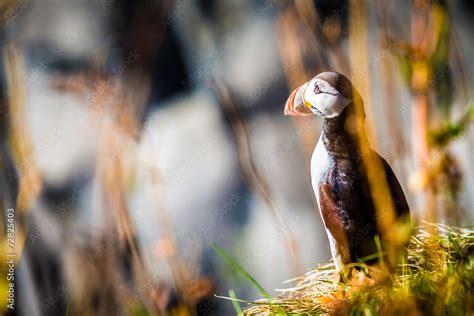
314, 83, 321, 94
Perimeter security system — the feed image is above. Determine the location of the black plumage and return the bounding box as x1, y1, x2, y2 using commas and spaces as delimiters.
320, 108, 409, 263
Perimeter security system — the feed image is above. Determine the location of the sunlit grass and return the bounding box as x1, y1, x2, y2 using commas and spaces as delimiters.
216, 223, 473, 315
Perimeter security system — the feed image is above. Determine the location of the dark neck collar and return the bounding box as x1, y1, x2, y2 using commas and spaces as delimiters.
321, 108, 364, 159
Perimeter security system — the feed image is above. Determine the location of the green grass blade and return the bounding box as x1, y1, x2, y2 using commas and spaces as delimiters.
228, 289, 243, 315
211, 243, 271, 299
374, 235, 384, 265
357, 251, 385, 263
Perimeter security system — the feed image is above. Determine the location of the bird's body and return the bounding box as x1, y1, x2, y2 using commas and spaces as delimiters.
310, 111, 409, 269
285, 71, 410, 269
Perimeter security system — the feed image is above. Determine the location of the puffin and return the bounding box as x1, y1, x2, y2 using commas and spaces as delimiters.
284, 71, 410, 269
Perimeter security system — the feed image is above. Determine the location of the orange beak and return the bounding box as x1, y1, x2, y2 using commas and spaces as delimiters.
284, 82, 313, 116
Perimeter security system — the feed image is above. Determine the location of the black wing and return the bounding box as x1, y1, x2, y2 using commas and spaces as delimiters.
379, 155, 410, 219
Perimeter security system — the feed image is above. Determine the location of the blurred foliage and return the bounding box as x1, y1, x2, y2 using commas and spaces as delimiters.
429, 104, 474, 147
389, 0, 472, 222
431, 0, 452, 116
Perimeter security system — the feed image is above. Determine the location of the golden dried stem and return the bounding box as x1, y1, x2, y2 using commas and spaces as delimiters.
4, 45, 42, 213
411, 0, 436, 224
348, 1, 396, 241
213, 80, 304, 277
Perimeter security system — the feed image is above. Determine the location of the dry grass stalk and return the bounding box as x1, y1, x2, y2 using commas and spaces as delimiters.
348, 0, 398, 250
212, 80, 304, 277
242, 223, 473, 315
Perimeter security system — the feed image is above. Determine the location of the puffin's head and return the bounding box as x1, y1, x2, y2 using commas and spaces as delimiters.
284, 71, 362, 118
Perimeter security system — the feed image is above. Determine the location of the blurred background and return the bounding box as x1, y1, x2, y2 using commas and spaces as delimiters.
0, 0, 473, 315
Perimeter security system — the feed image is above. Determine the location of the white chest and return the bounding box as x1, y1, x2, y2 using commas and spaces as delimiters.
310, 134, 344, 269
310, 134, 334, 206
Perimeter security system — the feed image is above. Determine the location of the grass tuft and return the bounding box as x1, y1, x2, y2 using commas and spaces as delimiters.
221, 223, 473, 315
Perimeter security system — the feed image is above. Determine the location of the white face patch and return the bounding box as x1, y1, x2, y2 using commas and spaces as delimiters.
303, 78, 351, 118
